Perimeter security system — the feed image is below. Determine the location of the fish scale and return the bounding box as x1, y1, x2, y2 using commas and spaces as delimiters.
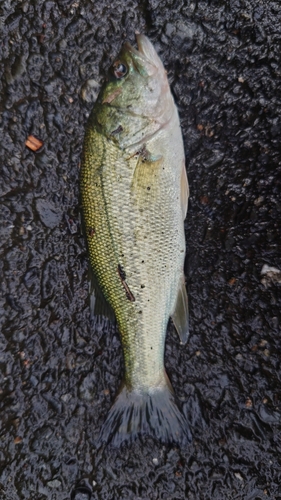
82, 130, 173, 388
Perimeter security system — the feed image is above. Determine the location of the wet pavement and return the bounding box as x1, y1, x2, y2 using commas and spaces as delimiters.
1, 0, 281, 499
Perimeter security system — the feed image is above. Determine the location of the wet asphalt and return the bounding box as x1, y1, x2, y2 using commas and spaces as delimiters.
0, 0, 281, 499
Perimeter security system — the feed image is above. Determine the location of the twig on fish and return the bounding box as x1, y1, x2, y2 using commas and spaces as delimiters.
118, 264, 135, 302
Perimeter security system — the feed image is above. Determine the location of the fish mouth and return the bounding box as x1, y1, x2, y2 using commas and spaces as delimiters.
123, 34, 159, 69
136, 33, 148, 55
122, 39, 144, 59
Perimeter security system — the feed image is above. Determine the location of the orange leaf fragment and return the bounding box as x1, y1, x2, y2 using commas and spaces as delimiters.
228, 277, 236, 285
200, 195, 209, 205
25, 135, 43, 151
14, 436, 23, 444
245, 398, 252, 408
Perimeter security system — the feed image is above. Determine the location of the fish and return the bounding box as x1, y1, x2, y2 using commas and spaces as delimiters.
80, 34, 191, 446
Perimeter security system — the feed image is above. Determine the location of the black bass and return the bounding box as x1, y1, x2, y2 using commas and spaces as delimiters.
80, 34, 190, 446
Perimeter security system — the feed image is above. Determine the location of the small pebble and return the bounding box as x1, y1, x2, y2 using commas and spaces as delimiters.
81, 79, 100, 103
47, 479, 61, 488
228, 277, 236, 285
245, 398, 252, 408
234, 472, 244, 481
61, 393, 72, 403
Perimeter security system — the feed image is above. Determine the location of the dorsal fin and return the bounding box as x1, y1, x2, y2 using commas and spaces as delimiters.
181, 161, 189, 219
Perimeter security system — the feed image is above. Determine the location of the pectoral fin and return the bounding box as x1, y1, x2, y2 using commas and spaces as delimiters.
171, 277, 189, 344
88, 266, 115, 322
132, 146, 164, 196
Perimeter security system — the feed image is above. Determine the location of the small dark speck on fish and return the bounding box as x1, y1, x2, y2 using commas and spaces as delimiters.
110, 125, 123, 136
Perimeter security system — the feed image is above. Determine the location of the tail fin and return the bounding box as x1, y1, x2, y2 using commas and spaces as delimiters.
97, 382, 192, 448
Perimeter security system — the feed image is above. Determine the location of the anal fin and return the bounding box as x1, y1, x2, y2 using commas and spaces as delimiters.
88, 266, 115, 322
171, 277, 189, 344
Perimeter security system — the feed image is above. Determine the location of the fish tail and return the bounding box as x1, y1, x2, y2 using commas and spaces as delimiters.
97, 379, 192, 448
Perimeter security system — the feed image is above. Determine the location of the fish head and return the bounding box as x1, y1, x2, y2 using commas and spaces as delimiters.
94, 35, 175, 148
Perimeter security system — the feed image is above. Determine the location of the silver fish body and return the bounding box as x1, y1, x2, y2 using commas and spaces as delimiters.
80, 34, 190, 446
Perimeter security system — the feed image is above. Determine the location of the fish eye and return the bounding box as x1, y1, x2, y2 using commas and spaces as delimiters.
113, 61, 127, 79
